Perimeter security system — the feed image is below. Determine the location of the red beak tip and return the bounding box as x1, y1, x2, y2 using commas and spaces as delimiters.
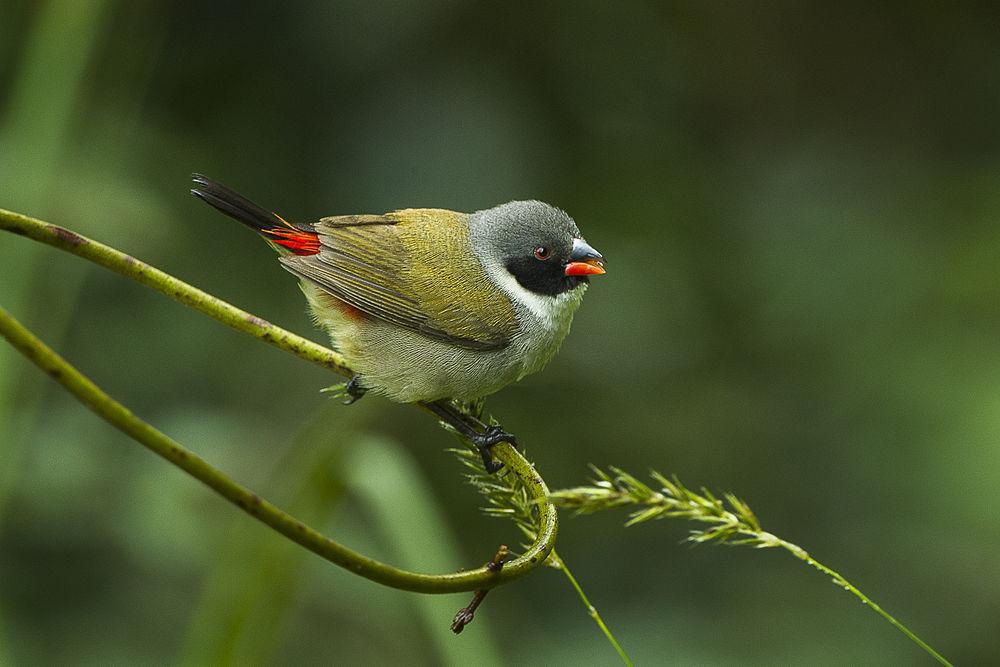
565, 261, 606, 276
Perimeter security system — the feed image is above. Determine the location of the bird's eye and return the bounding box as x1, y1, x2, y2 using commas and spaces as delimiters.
534, 246, 551, 260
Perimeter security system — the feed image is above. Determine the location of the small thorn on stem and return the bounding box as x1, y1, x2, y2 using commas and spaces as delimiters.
451, 544, 509, 634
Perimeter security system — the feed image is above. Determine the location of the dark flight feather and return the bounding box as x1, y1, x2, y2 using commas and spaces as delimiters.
190, 174, 320, 255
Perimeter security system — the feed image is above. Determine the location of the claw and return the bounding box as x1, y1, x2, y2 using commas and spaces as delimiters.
320, 374, 367, 405
477, 425, 518, 449
469, 425, 517, 473
480, 450, 503, 474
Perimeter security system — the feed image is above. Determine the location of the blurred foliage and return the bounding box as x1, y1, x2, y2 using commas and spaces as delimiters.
2, 1, 1000, 664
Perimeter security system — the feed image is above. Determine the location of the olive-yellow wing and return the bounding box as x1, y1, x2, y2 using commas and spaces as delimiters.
279, 209, 516, 350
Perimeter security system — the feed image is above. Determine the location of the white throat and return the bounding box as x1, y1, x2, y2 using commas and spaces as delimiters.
484, 259, 587, 330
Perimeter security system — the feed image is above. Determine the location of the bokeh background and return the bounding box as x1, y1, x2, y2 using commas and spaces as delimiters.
2, 2, 999, 664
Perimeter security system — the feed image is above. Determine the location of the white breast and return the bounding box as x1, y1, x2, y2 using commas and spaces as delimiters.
484, 265, 587, 379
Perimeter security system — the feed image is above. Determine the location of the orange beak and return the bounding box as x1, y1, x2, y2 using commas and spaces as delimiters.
565, 239, 606, 276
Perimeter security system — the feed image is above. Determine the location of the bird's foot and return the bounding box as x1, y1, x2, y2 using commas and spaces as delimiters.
320, 374, 367, 405
423, 400, 517, 474
471, 424, 517, 449
469, 425, 518, 474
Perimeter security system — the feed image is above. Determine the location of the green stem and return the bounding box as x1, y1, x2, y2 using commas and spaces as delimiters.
0, 305, 552, 592
0, 207, 351, 375
0, 207, 559, 594
770, 537, 952, 667
550, 550, 633, 666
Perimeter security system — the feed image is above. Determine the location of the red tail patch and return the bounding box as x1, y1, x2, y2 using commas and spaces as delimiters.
262, 214, 321, 255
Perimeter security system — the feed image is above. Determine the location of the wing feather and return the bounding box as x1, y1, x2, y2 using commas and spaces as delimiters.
279, 210, 514, 350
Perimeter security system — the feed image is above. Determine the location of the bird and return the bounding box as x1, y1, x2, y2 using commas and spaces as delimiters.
190, 174, 605, 471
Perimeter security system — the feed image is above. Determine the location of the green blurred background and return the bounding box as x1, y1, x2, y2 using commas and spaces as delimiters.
2, 2, 999, 664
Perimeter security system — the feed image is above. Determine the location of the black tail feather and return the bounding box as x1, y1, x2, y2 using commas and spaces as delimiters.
190, 173, 287, 232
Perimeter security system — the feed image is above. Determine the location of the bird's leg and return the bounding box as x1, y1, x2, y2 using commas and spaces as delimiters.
423, 400, 518, 474
320, 374, 368, 405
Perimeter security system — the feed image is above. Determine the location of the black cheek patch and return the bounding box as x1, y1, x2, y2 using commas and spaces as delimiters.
506, 257, 586, 297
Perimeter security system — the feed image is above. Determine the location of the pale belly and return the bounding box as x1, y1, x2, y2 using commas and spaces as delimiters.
302, 282, 582, 403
